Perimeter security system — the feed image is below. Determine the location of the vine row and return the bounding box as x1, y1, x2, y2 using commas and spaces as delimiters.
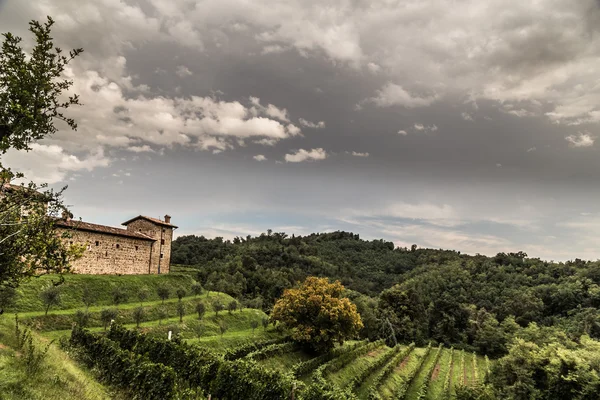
366, 343, 415, 400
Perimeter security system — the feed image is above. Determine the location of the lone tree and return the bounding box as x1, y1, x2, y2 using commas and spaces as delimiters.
133, 307, 145, 328
0, 17, 83, 293
176, 288, 186, 301
137, 287, 150, 305
40, 285, 61, 316
212, 300, 224, 316
227, 300, 237, 314
157, 284, 170, 304
271, 276, 363, 353
191, 283, 202, 297
112, 286, 128, 307
195, 302, 206, 320
177, 302, 186, 323
81, 286, 96, 311
100, 308, 118, 331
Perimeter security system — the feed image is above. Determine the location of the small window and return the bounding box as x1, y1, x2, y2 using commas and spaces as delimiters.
161, 239, 165, 245
116, 244, 120, 249
95, 241, 99, 246
105, 251, 108, 257
162, 228, 165, 233
160, 253, 164, 259
135, 245, 139, 251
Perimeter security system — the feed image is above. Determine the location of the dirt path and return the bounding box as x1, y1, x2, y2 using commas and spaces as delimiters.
431, 363, 441, 381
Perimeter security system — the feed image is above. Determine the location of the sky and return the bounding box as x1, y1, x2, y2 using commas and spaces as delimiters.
2, 0, 600, 261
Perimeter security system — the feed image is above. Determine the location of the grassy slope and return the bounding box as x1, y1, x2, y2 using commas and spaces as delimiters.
9, 273, 195, 313
0, 316, 113, 400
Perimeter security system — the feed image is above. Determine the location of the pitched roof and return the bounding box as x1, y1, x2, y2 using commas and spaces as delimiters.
55, 219, 156, 241
121, 215, 178, 229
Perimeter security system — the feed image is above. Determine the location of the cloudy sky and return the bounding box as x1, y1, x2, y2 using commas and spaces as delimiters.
2, 0, 600, 261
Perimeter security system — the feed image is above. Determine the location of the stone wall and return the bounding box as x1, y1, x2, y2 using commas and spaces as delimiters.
124, 219, 173, 274
58, 227, 154, 275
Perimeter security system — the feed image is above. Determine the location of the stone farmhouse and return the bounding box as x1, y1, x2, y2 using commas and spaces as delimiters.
55, 214, 177, 275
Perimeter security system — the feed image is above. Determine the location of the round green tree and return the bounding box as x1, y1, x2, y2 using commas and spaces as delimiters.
271, 276, 363, 353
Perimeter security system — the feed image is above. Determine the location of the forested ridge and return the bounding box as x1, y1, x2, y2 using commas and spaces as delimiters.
173, 231, 600, 350
172, 231, 600, 398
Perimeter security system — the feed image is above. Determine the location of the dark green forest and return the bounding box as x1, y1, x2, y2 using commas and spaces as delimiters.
173, 231, 600, 398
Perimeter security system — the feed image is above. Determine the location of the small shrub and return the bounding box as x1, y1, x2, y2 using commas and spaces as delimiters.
176, 288, 186, 301
158, 307, 167, 325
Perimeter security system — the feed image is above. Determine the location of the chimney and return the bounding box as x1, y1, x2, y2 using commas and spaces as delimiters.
62, 210, 72, 221
164, 214, 171, 224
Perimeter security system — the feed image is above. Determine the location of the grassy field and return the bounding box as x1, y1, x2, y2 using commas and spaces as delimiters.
0, 315, 114, 400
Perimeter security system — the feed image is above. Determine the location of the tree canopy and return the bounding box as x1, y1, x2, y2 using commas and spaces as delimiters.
271, 276, 363, 353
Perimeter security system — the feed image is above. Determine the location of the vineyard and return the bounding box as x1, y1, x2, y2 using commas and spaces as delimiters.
67, 324, 488, 400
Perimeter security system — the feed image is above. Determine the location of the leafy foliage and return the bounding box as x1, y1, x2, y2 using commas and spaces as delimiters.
271, 277, 363, 353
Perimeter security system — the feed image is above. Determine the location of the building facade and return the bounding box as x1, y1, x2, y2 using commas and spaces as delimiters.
55, 214, 177, 275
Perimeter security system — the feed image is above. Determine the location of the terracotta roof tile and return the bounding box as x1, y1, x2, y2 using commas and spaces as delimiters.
55, 219, 156, 241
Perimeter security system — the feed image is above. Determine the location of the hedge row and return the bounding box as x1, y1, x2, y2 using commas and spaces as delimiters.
105, 324, 297, 400
223, 337, 287, 360
312, 339, 385, 383
367, 343, 415, 400
246, 342, 297, 361
291, 340, 369, 378
442, 348, 454, 400
70, 326, 177, 400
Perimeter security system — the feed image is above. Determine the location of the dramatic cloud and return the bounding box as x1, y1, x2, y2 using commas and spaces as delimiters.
566, 132, 595, 148
284, 148, 328, 163
3, 144, 110, 184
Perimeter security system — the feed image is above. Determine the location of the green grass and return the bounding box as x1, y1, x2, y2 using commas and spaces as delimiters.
9, 273, 196, 313
0, 315, 114, 400
450, 350, 464, 396
256, 349, 314, 371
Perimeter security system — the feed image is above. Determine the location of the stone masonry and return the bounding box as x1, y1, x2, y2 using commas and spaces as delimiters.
55, 214, 177, 275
